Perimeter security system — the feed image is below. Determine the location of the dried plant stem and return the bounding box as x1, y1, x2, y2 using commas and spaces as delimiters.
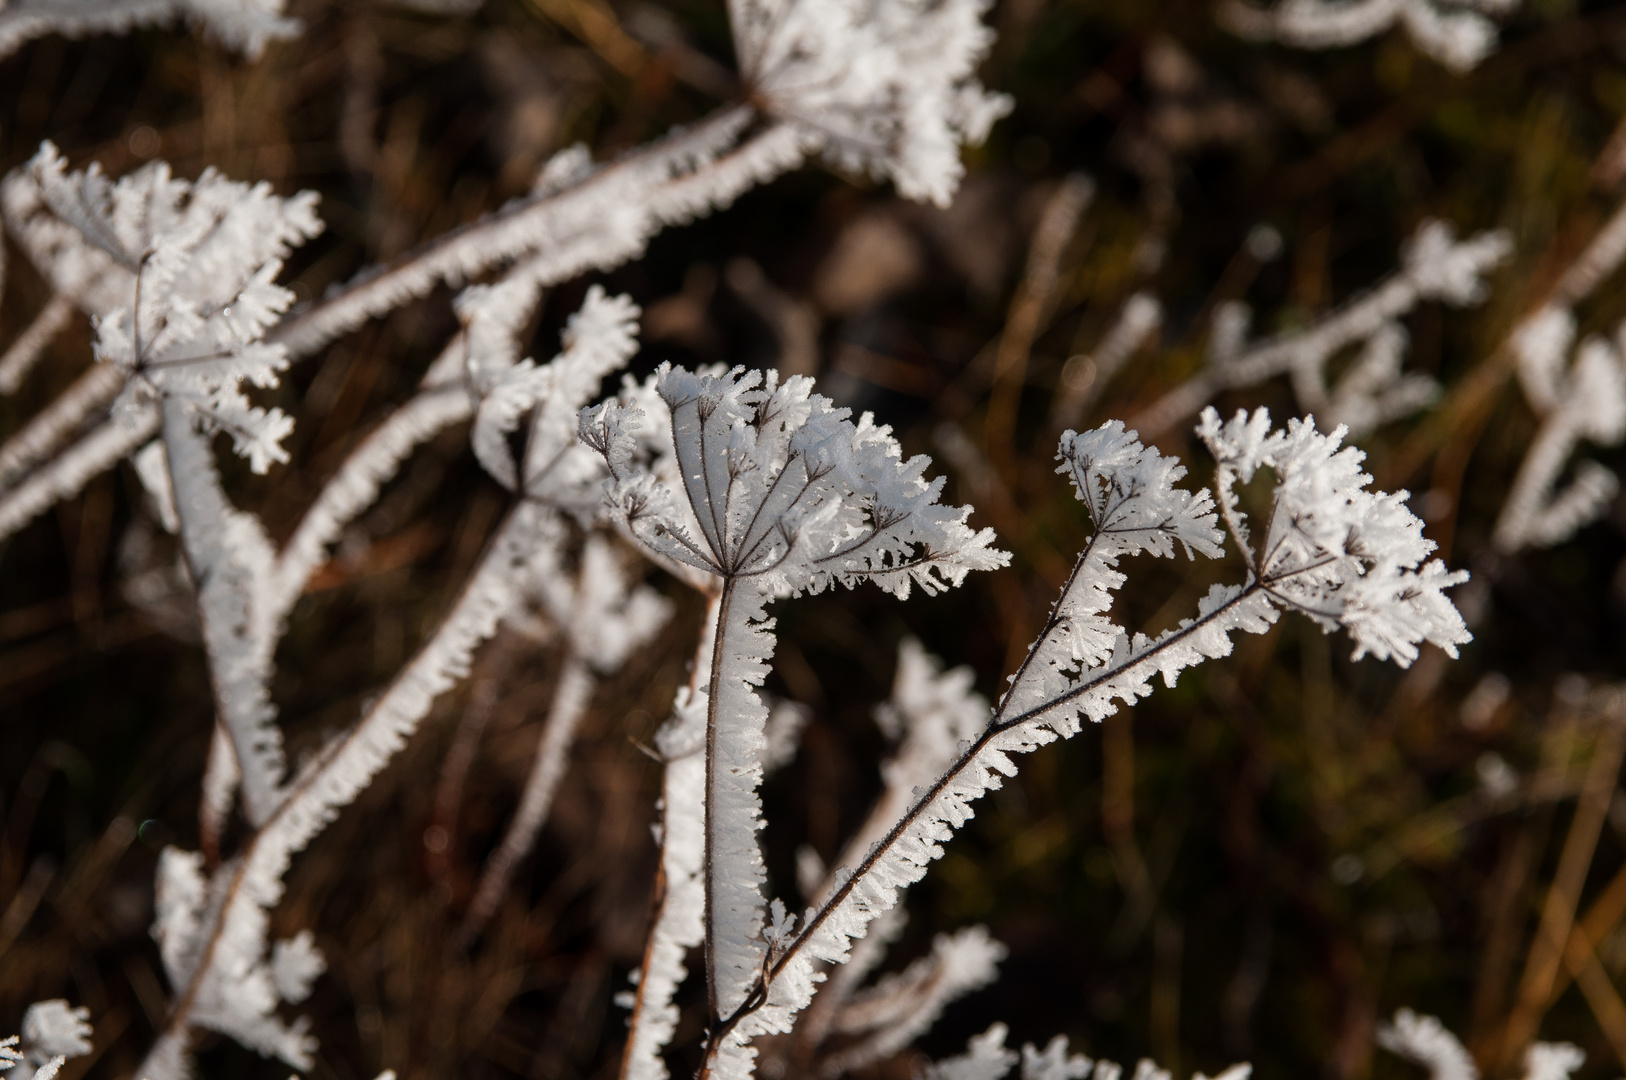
459, 653, 595, 943
1565, 942, 1626, 1069
1500, 708, 1626, 1066
983, 173, 1091, 470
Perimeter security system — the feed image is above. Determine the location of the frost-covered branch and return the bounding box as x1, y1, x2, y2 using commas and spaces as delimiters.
0, 0, 299, 62
1486, 197, 1626, 553
1379, 1008, 1583, 1080
1493, 309, 1626, 551
135, 283, 649, 1077
139, 499, 556, 1080
1133, 222, 1510, 438
583, 364, 1005, 1077
707, 410, 1467, 1070
1219, 0, 1521, 73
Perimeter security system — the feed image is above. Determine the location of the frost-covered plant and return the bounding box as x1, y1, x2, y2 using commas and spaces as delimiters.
918, 1007, 1577, 1080
1494, 307, 1626, 551
583, 374, 1467, 1076
1133, 221, 1511, 438
1219, 0, 1522, 73
582, 364, 1007, 1077
2, 1001, 93, 1080
0, 1, 1527, 1076
1484, 200, 1626, 553
0, 143, 322, 543
728, 0, 1010, 206
1379, 1008, 1584, 1080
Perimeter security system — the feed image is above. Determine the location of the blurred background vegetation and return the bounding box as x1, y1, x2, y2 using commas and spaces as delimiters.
4, 1, 1626, 1078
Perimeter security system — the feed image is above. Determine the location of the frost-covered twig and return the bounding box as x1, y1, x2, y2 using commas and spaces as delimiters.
1493, 310, 1626, 551
1133, 222, 1510, 438
0, 0, 300, 62
268, 106, 769, 359
816, 925, 1004, 1076
1219, 0, 1521, 73
1488, 198, 1626, 553
1379, 1008, 1583, 1080
139, 499, 555, 1080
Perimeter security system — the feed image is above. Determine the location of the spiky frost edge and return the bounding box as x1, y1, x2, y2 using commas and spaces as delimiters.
619, 596, 719, 1080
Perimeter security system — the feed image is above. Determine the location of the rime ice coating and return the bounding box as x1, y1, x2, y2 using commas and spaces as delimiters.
1219, 0, 1521, 73
729, 0, 1010, 207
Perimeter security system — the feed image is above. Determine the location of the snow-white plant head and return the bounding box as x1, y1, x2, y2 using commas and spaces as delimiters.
2, 141, 323, 474
728, 0, 1011, 206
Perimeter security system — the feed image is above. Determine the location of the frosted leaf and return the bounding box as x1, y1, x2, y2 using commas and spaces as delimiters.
270, 931, 325, 1005
4, 1001, 93, 1080
928, 1024, 1019, 1080
1058, 421, 1224, 560
1021, 1037, 1092, 1080
1522, 1044, 1584, 1080
1198, 407, 1470, 665
729, 0, 1010, 206
1378, 1010, 1478, 1080
19, 1004, 90, 1060
821, 925, 1005, 1074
